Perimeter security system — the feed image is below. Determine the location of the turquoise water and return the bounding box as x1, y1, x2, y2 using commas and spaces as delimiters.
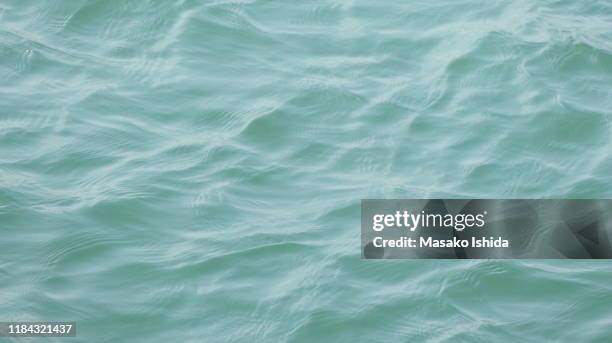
2, 0, 612, 341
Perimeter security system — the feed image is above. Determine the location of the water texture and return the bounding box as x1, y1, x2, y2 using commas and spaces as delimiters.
1, 0, 612, 342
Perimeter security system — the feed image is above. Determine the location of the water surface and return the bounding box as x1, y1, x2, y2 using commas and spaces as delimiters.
2, 1, 612, 342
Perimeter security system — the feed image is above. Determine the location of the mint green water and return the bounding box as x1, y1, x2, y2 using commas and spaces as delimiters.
2, 1, 612, 342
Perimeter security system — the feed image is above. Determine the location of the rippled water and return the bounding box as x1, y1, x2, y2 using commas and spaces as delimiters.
2, 0, 612, 342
